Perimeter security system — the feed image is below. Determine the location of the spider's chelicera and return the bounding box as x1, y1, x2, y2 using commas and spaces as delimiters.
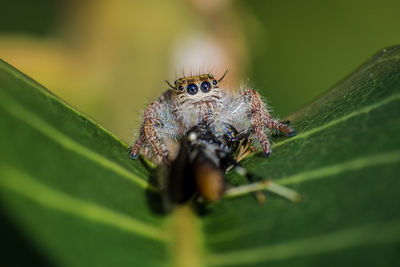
131, 72, 295, 165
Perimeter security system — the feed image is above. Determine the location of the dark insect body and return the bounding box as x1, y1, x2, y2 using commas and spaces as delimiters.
166, 123, 239, 204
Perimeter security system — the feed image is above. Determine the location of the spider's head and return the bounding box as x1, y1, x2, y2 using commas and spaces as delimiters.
166, 70, 227, 99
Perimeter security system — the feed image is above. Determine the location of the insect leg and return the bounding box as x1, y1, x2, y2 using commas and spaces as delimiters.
234, 165, 266, 203
224, 163, 302, 203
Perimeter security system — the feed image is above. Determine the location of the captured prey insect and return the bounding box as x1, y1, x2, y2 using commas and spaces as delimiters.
165, 123, 301, 204
130, 72, 296, 166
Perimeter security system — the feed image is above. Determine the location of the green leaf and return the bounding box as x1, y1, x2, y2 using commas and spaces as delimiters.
1, 45, 400, 267
0, 60, 168, 266
204, 46, 400, 266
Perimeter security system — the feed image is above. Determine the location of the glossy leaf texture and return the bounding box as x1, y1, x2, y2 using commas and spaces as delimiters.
0, 60, 168, 266
0, 45, 400, 267
203, 46, 400, 267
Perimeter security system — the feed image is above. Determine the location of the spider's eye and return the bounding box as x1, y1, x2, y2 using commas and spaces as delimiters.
200, 81, 211, 93
212, 80, 218, 86
187, 83, 198, 95
178, 85, 184, 91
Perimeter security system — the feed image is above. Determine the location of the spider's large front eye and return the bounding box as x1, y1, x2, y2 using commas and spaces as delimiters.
187, 83, 198, 95
200, 81, 211, 93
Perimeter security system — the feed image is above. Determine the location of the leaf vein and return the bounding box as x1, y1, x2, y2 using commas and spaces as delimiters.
273, 93, 400, 149
278, 150, 400, 185
0, 90, 156, 191
0, 165, 169, 242
207, 220, 400, 266
0, 60, 128, 149
227, 150, 400, 198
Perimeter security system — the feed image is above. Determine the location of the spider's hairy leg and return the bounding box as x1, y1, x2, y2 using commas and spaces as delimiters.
240, 89, 295, 156
241, 89, 273, 156
131, 100, 171, 165
130, 126, 144, 159
265, 117, 296, 136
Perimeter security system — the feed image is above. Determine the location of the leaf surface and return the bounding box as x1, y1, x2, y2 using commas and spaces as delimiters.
0, 60, 168, 266
203, 46, 400, 267
0, 46, 400, 267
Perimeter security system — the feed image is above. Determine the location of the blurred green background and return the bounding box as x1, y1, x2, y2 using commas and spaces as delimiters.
2, 0, 400, 142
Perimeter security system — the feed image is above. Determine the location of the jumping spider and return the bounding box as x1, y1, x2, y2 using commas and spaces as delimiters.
131, 72, 295, 165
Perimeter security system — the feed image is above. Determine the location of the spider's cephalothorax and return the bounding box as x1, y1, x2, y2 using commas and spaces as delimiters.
171, 74, 223, 129
131, 72, 295, 165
